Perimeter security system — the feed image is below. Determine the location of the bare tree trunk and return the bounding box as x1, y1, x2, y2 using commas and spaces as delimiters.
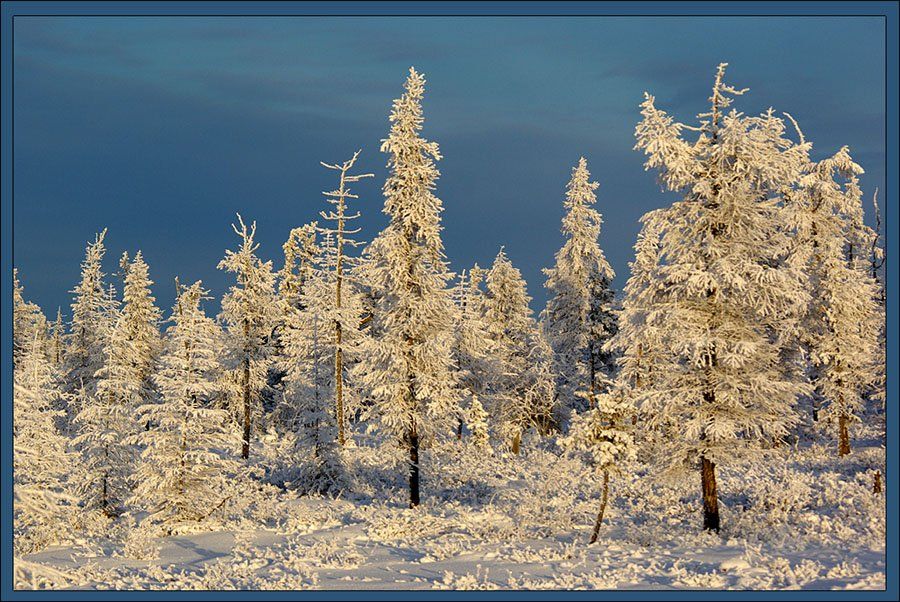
408, 427, 420, 508
241, 318, 251, 460
838, 411, 851, 456
701, 456, 720, 532
873, 471, 882, 494
335, 322, 345, 446
589, 469, 610, 544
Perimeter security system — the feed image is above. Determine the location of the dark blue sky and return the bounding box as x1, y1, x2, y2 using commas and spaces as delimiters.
13, 17, 886, 317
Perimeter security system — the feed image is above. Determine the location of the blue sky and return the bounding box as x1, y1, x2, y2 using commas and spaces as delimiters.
13, 16, 886, 317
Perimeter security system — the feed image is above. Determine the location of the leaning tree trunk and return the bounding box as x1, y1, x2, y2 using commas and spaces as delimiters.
589, 469, 610, 544
701, 456, 720, 532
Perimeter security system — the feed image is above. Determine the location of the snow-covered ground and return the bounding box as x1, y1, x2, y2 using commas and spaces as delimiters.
15, 427, 885, 591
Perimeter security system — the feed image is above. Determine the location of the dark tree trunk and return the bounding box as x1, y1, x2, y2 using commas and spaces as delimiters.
873, 471, 882, 494
408, 429, 420, 508
838, 411, 851, 456
701, 456, 720, 532
589, 469, 610, 544
241, 354, 251, 460
457, 417, 463, 440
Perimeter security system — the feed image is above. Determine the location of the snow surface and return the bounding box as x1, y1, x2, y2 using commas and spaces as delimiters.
17, 433, 885, 591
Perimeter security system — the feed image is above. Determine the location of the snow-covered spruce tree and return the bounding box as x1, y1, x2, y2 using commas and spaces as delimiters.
868, 190, 886, 438
483, 248, 556, 452
789, 147, 881, 455
318, 150, 374, 446
218, 214, 279, 460
605, 212, 668, 433
131, 281, 237, 530
13, 269, 49, 367
354, 68, 459, 507
14, 334, 75, 554
563, 388, 635, 544
542, 157, 618, 414
269, 222, 320, 425
117, 251, 162, 418
280, 233, 362, 493
64, 230, 114, 418
73, 285, 137, 517
633, 64, 811, 532
278, 222, 319, 313
451, 266, 498, 440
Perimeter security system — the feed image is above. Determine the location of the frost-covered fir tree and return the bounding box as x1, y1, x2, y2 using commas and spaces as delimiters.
355, 68, 459, 507
218, 214, 280, 460
269, 222, 321, 421
605, 213, 668, 426
131, 282, 237, 529
280, 232, 362, 493
278, 222, 319, 313
632, 64, 811, 531
868, 191, 886, 437
117, 251, 162, 417
318, 150, 374, 446
74, 286, 136, 517
483, 248, 556, 452
789, 147, 881, 455
14, 334, 75, 554
13, 269, 48, 367
451, 266, 498, 440
64, 230, 114, 416
542, 158, 617, 414
563, 388, 635, 544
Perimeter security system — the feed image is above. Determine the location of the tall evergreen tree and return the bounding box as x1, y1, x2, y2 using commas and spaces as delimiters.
131, 282, 237, 529
542, 158, 618, 413
632, 64, 811, 531
73, 285, 135, 517
789, 147, 882, 455
14, 334, 75, 553
64, 230, 113, 417
280, 233, 360, 493
483, 248, 556, 452
355, 68, 459, 507
450, 266, 498, 440
118, 251, 162, 406
318, 150, 373, 446
218, 214, 279, 460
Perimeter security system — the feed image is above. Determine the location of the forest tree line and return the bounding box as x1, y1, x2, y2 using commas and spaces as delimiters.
13, 64, 886, 553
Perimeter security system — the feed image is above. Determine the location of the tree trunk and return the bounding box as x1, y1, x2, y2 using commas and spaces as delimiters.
457, 417, 463, 440
335, 322, 345, 446
701, 456, 720, 532
511, 432, 521, 455
241, 342, 251, 460
838, 411, 851, 456
589, 469, 610, 544
408, 428, 420, 508
873, 471, 882, 494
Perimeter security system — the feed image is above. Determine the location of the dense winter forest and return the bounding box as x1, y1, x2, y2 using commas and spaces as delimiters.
13, 64, 886, 590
